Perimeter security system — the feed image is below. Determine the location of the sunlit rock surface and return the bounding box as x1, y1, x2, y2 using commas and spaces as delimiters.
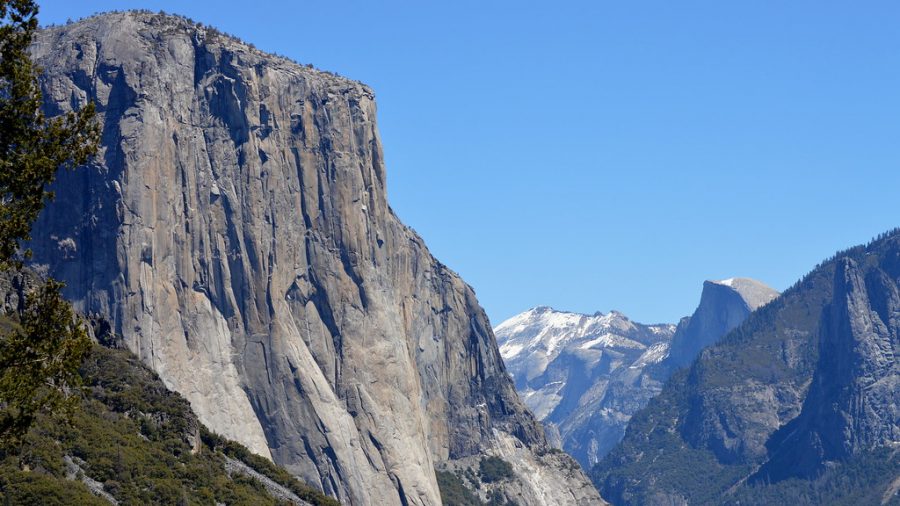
29, 11, 604, 505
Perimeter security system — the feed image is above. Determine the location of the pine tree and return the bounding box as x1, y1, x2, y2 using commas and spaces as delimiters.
0, 0, 99, 442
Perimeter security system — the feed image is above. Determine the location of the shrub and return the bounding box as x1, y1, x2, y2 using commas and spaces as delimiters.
478, 456, 514, 483
436, 470, 481, 506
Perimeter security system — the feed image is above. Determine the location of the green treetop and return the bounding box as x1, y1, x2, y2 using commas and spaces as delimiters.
0, 0, 100, 443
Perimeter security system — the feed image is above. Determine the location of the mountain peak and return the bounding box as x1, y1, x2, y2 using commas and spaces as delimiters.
661, 277, 780, 372
705, 277, 779, 311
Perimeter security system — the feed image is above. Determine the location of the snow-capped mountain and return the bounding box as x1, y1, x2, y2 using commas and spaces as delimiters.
495, 307, 675, 463
495, 278, 779, 469
497, 308, 674, 376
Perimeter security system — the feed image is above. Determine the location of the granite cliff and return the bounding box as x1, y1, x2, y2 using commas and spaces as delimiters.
0, 267, 337, 505
754, 256, 900, 484
661, 278, 779, 374
28, 11, 603, 505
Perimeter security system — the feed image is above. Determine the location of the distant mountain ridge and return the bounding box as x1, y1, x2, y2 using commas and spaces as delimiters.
594, 230, 900, 505
496, 278, 778, 469
496, 307, 674, 420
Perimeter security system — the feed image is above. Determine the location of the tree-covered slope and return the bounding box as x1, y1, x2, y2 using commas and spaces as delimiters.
593, 229, 900, 505
0, 320, 338, 505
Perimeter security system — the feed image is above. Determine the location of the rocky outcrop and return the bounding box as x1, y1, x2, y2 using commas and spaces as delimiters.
28, 11, 603, 505
754, 257, 900, 482
594, 232, 900, 505
441, 432, 604, 505
661, 278, 778, 373
224, 457, 313, 505
495, 279, 777, 469
0, 268, 39, 316
64, 455, 119, 505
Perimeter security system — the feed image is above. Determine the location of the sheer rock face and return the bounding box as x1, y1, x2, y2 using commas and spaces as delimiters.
755, 258, 900, 481
662, 278, 779, 373
28, 12, 603, 505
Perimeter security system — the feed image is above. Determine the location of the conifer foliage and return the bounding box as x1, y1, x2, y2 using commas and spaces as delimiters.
0, 0, 99, 442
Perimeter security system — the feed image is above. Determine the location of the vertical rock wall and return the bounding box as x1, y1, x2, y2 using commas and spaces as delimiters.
29, 11, 603, 505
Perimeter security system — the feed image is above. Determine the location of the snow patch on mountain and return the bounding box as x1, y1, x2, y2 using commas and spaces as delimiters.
630, 341, 671, 369
496, 277, 778, 469
495, 307, 669, 375
495, 306, 674, 411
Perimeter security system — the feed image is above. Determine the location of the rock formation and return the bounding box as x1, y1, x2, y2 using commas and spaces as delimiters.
28, 11, 603, 505
754, 257, 900, 482
594, 232, 900, 505
495, 279, 777, 469
662, 278, 779, 373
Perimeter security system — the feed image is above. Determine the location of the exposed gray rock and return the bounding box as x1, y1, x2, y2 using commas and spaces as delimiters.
224, 457, 312, 505
0, 267, 40, 316
662, 278, 779, 373
496, 279, 778, 469
595, 232, 900, 505
755, 258, 900, 481
442, 432, 603, 505
28, 11, 603, 505
64, 455, 119, 505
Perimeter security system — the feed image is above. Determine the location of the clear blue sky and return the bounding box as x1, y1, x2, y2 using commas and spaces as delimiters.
39, 1, 900, 325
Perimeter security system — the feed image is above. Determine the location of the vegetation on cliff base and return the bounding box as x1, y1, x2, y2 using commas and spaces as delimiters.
0, 338, 339, 505
437, 458, 520, 506
0, 280, 91, 442
437, 470, 483, 506
478, 456, 514, 484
